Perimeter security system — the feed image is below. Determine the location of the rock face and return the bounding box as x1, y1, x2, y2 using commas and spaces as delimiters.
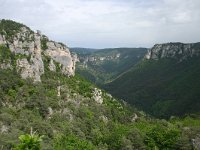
145, 42, 200, 60
45, 41, 78, 76
79, 53, 121, 67
0, 21, 77, 81
192, 137, 200, 150
48, 59, 56, 71
0, 35, 6, 45
92, 88, 103, 104
0, 61, 12, 70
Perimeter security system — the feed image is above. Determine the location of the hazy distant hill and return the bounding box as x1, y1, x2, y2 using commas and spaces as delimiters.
70, 47, 99, 55
73, 47, 147, 85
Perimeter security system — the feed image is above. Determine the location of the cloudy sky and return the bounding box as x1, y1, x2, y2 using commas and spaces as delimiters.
0, 0, 200, 48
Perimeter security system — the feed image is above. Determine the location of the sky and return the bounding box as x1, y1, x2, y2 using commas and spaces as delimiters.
0, 0, 200, 48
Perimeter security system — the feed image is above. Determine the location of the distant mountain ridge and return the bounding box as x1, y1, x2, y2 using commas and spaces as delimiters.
70, 47, 99, 54
105, 42, 200, 118
72, 47, 147, 85
145, 42, 200, 60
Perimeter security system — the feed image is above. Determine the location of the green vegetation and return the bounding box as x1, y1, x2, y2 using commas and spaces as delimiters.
0, 19, 32, 41
53, 134, 96, 150
0, 44, 31, 69
0, 44, 13, 63
0, 53, 198, 149
14, 129, 43, 150
70, 47, 99, 55
105, 58, 200, 118
41, 36, 48, 50
0, 20, 199, 149
0, 58, 199, 149
145, 125, 180, 149
73, 48, 147, 85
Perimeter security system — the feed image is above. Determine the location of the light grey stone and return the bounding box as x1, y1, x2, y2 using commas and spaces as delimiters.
0, 34, 6, 45
45, 41, 77, 76
92, 88, 103, 104
1, 26, 77, 81
99, 115, 108, 123
192, 137, 200, 150
49, 59, 56, 71
145, 42, 200, 60
1, 125, 9, 133
131, 113, 138, 122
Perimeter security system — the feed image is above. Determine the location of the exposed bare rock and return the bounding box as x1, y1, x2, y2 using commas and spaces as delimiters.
16, 33, 44, 82
92, 88, 103, 104
106, 93, 112, 99
48, 59, 56, 71
144, 49, 151, 59
8, 27, 34, 55
1, 125, 9, 133
1, 27, 44, 82
0, 25, 77, 81
17, 58, 34, 80
0, 34, 6, 45
57, 85, 61, 97
0, 61, 12, 70
131, 113, 138, 122
192, 137, 200, 150
45, 41, 78, 76
16, 53, 44, 82
99, 115, 108, 123
47, 107, 54, 119
145, 42, 200, 60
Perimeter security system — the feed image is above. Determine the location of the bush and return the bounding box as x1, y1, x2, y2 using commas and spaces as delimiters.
145, 125, 180, 150
14, 129, 43, 150
53, 134, 96, 150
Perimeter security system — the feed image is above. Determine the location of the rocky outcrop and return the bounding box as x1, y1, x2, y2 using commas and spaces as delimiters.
92, 88, 103, 104
0, 21, 77, 81
2, 27, 45, 82
0, 60, 12, 70
131, 113, 138, 122
192, 137, 200, 150
145, 42, 200, 60
1, 124, 9, 133
48, 59, 56, 71
99, 115, 108, 123
80, 53, 121, 64
44, 41, 77, 76
0, 35, 6, 45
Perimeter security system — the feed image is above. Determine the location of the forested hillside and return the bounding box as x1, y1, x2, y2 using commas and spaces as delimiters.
105, 43, 200, 118
73, 47, 147, 85
0, 51, 199, 150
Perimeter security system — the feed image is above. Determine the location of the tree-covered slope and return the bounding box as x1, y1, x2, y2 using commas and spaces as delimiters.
1, 59, 200, 150
73, 47, 147, 85
0, 19, 33, 42
0, 44, 133, 149
105, 43, 200, 118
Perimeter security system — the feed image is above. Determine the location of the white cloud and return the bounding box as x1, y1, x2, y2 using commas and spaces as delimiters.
0, 0, 200, 48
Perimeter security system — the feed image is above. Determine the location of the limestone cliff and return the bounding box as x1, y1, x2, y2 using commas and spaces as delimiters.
145, 42, 200, 60
0, 19, 77, 81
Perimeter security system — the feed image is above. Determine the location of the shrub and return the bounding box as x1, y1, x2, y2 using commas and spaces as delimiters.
14, 129, 43, 150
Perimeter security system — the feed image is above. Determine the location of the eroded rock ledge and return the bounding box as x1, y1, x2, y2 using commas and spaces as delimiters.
0, 25, 78, 82
145, 42, 200, 61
